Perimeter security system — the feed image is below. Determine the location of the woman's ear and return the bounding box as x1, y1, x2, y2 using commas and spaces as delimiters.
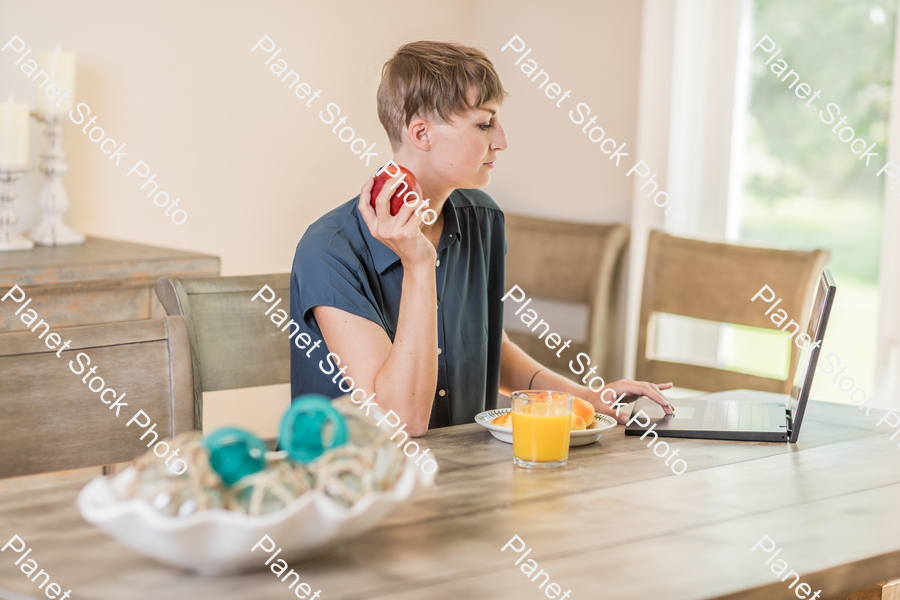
407, 117, 432, 151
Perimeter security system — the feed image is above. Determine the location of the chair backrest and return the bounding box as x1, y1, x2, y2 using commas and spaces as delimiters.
504, 213, 630, 378
0, 316, 194, 478
155, 274, 290, 429
636, 229, 831, 394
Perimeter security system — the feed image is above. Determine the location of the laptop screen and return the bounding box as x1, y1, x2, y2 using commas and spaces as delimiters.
787, 270, 836, 442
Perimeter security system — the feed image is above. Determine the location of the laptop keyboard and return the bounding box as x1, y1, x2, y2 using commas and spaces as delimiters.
701, 401, 780, 430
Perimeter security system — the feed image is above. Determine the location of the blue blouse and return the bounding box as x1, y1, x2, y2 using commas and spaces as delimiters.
289, 188, 507, 428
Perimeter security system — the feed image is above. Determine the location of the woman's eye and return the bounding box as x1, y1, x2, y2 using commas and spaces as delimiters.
480, 123, 493, 130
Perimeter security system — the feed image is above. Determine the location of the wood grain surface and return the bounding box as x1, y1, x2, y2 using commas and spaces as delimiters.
154, 273, 291, 430
0, 400, 898, 600
504, 215, 629, 380
636, 230, 830, 395
0, 236, 219, 286
0, 317, 195, 478
0, 236, 219, 333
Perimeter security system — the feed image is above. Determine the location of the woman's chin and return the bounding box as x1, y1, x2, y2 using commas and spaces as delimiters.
464, 173, 491, 189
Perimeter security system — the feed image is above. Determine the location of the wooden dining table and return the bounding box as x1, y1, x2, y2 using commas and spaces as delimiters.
2, 399, 899, 600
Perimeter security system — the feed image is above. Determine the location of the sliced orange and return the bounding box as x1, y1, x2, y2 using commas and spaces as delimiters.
491, 411, 512, 428
572, 397, 595, 428
570, 414, 587, 430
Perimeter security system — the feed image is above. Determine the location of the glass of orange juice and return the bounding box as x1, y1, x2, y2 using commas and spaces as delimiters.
511, 390, 574, 469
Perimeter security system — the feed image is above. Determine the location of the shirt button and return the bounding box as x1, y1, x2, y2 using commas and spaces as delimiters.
435, 259, 441, 267
438, 389, 446, 397
437, 348, 442, 355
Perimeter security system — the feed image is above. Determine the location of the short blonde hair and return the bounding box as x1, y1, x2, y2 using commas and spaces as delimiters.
377, 40, 508, 152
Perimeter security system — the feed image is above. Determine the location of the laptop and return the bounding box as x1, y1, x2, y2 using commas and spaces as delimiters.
625, 269, 836, 443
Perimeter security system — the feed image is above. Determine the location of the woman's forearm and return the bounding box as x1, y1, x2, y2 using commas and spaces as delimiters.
372, 264, 438, 436
499, 333, 588, 399
499, 331, 673, 424
499, 335, 545, 394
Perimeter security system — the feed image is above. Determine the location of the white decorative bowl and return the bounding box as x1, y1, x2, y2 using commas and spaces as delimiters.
76, 454, 435, 575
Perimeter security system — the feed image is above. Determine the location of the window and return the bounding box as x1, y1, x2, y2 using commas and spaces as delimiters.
732, 0, 897, 404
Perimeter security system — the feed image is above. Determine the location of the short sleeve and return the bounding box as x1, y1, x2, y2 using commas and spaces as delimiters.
291, 230, 383, 334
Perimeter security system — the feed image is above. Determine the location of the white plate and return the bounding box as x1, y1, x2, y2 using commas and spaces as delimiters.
474, 408, 617, 446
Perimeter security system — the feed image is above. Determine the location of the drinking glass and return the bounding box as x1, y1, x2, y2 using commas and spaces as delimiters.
511, 390, 574, 469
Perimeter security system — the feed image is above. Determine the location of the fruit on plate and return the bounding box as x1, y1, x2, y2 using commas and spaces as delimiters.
492, 402, 597, 430
370, 164, 419, 216
572, 397, 595, 428
492, 410, 590, 431
491, 411, 512, 427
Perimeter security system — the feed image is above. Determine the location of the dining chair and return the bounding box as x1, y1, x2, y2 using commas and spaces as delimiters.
154, 274, 290, 432
0, 316, 194, 479
504, 213, 630, 379
636, 229, 830, 394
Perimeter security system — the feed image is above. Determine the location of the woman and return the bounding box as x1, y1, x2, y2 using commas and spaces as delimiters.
290, 40, 673, 436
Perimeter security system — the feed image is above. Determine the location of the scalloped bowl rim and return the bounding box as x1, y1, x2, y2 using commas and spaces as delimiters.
78, 456, 434, 531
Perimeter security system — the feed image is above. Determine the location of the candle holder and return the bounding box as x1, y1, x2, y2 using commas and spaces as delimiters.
0, 165, 35, 252
26, 112, 84, 246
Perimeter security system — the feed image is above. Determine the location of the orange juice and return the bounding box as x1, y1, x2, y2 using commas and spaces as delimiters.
512, 403, 572, 463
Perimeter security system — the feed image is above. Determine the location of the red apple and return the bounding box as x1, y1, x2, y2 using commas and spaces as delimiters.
370, 165, 419, 216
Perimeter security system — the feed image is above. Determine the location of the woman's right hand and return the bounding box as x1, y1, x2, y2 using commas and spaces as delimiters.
358, 174, 436, 271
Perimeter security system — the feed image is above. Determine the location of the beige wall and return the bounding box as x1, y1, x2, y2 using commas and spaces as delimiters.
472, 1, 644, 382
2, 0, 477, 275
1, 0, 643, 436
472, 0, 643, 224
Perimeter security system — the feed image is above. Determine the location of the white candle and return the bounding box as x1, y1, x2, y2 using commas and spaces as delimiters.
0, 96, 29, 167
36, 47, 76, 114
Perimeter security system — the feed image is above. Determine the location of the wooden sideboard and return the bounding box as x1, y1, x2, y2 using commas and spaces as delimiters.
0, 236, 220, 331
